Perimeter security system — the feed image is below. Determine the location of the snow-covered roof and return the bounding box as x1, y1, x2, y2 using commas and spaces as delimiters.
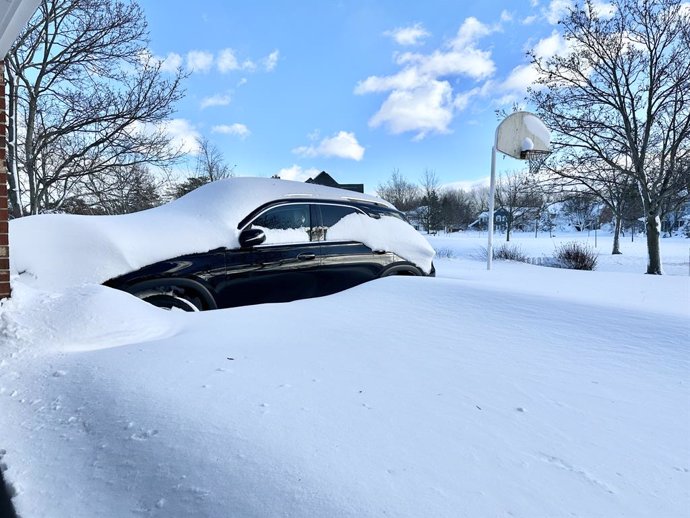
10, 177, 433, 290
0, 0, 40, 56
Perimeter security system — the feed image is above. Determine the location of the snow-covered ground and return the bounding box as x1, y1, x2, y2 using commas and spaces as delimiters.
1, 229, 688, 517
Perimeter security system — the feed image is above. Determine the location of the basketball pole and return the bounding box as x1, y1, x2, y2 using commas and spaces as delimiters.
487, 143, 497, 270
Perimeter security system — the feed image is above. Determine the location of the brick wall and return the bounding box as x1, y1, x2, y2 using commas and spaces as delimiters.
0, 60, 11, 299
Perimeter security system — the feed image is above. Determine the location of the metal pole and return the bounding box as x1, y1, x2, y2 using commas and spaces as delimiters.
487, 145, 497, 270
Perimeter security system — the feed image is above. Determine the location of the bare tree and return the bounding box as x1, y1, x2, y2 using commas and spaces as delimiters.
194, 136, 235, 182
530, 0, 690, 274
541, 161, 638, 253
562, 191, 600, 231
60, 165, 163, 214
169, 137, 235, 199
418, 169, 442, 233
440, 188, 475, 231
376, 169, 420, 211
494, 170, 534, 241
6, 0, 186, 216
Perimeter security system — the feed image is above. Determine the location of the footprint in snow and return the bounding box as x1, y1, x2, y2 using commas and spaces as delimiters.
130, 429, 159, 441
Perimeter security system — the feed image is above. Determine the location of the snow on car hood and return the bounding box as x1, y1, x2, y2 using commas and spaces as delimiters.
10, 177, 434, 290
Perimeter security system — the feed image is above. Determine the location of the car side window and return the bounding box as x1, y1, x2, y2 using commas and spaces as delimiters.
251, 204, 312, 244
317, 204, 362, 241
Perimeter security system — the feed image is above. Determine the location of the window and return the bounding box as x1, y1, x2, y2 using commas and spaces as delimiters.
318, 204, 362, 241
251, 204, 311, 244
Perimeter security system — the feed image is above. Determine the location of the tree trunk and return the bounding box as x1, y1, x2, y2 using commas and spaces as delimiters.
645, 214, 662, 274
612, 214, 622, 254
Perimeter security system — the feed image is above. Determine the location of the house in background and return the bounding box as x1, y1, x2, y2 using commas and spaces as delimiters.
305, 171, 364, 194
469, 208, 513, 231
469, 207, 543, 232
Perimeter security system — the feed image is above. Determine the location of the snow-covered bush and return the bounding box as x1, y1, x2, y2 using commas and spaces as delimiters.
494, 243, 528, 262
477, 244, 528, 262
434, 247, 457, 259
554, 242, 598, 270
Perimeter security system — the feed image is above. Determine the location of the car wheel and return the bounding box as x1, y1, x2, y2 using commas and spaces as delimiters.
139, 291, 201, 312
381, 265, 422, 277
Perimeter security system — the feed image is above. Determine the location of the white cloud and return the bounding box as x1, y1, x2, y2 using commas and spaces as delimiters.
545, 0, 572, 24
200, 93, 232, 109
452, 17, 494, 49
161, 119, 201, 154
522, 15, 539, 24
293, 131, 365, 161
355, 16, 499, 139
396, 46, 495, 81
500, 10, 513, 22
212, 123, 251, 139
453, 87, 481, 111
263, 50, 280, 71
501, 64, 539, 93
533, 30, 569, 59
355, 68, 426, 94
187, 50, 214, 73
591, 0, 617, 19
217, 48, 256, 73
217, 48, 240, 72
159, 52, 182, 73
369, 80, 454, 140
275, 165, 321, 182
491, 31, 573, 106
384, 23, 430, 46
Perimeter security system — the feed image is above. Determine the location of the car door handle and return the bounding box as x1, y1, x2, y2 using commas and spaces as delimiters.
297, 253, 316, 261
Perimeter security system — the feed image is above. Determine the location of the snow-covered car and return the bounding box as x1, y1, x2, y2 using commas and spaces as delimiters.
11, 177, 435, 310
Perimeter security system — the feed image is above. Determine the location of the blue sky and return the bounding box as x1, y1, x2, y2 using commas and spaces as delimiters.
138, 0, 578, 192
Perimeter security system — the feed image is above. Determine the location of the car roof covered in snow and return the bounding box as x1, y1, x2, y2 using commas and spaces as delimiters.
10, 177, 433, 290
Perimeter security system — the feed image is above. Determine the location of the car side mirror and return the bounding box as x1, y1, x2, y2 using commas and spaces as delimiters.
239, 228, 266, 248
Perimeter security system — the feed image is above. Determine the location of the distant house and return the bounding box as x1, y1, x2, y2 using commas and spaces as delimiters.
305, 171, 364, 193
470, 207, 541, 231
470, 208, 513, 231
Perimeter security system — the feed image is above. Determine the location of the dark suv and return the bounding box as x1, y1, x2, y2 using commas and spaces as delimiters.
104, 196, 435, 311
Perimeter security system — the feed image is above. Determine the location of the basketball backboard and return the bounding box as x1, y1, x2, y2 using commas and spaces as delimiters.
495, 111, 551, 159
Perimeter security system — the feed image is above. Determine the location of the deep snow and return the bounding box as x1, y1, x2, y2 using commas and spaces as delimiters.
1, 213, 689, 517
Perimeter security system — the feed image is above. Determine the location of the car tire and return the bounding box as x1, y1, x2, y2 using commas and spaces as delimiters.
380, 265, 422, 277
140, 292, 201, 312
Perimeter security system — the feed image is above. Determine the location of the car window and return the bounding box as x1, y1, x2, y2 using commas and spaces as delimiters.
251, 204, 311, 244
318, 204, 362, 241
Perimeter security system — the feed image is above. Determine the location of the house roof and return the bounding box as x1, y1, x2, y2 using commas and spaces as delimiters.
0, 0, 40, 57
305, 171, 364, 194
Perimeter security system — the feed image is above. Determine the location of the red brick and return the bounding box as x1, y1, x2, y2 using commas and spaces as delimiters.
0, 257, 8, 271
0, 281, 11, 300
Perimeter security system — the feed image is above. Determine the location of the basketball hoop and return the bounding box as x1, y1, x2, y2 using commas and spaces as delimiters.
487, 111, 552, 271
520, 149, 551, 176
